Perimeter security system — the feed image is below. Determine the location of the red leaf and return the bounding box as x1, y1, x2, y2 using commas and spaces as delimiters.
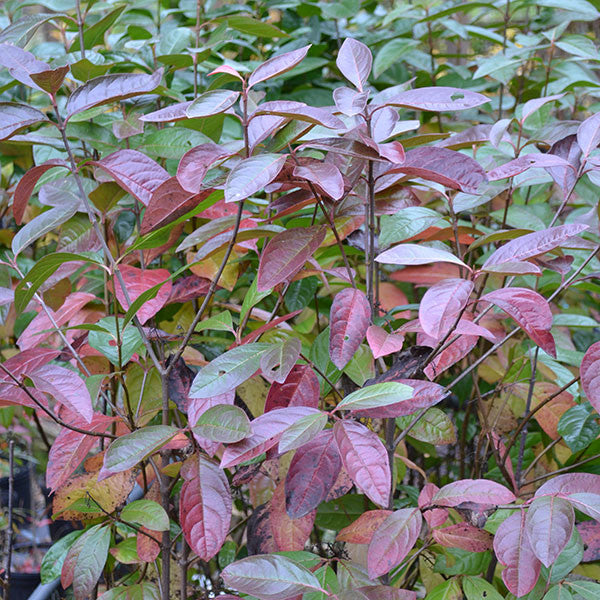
293, 162, 344, 200
89, 149, 169, 206
386, 147, 487, 193
423, 333, 477, 380
581, 341, 600, 415
248, 45, 311, 88
0, 348, 59, 380
366, 325, 405, 359
180, 454, 231, 560
0, 102, 47, 141
378, 141, 405, 163
418, 278, 473, 340
329, 288, 371, 369
337, 38, 372, 92
487, 153, 573, 180
285, 430, 342, 518
257, 226, 326, 292
13, 159, 69, 224
177, 143, 232, 193
167, 275, 212, 305
336, 510, 392, 544
0, 43, 65, 92
334, 420, 390, 507
418, 483, 447, 528
493, 511, 541, 597
382, 86, 489, 111
113, 265, 172, 324
367, 508, 422, 578
137, 526, 160, 562
433, 479, 516, 506
481, 288, 556, 357
264, 364, 320, 412
482, 224, 588, 269
66, 69, 163, 119
432, 523, 493, 552
221, 407, 320, 469
271, 481, 315, 551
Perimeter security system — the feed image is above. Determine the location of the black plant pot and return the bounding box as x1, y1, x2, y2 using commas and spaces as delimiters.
0, 462, 33, 526
6, 571, 41, 600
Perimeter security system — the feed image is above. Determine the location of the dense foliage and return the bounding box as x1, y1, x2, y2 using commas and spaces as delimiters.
1, 0, 600, 599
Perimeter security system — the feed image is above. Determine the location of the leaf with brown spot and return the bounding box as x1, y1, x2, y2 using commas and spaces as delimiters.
337, 510, 392, 544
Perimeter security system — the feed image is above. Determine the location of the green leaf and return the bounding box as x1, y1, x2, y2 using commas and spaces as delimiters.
556, 34, 599, 59
462, 576, 504, 600
120, 499, 169, 531
379, 207, 445, 248
103, 425, 179, 475
285, 276, 318, 312
397, 408, 457, 445
425, 577, 463, 600
542, 585, 573, 600
374, 38, 419, 78
557, 403, 600, 453
97, 583, 160, 599
88, 317, 144, 366
193, 404, 251, 443
40, 529, 84, 583
278, 412, 328, 453
344, 344, 375, 387
226, 15, 289, 38
541, 527, 583, 583
316, 494, 365, 530
241, 277, 272, 323
0, 12, 67, 46
565, 580, 600, 600
310, 327, 342, 395
73, 525, 111, 599
140, 128, 212, 159
70, 4, 126, 52
158, 27, 193, 55
195, 310, 235, 334
336, 382, 413, 411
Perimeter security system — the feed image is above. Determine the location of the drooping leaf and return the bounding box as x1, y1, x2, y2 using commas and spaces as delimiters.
334, 420, 390, 507
376, 243, 469, 269
293, 162, 344, 200
41, 530, 84, 584
577, 112, 600, 157
186, 90, 240, 118
367, 508, 422, 578
396, 407, 456, 445
67, 525, 111, 599
248, 45, 311, 88
225, 153, 287, 203
180, 454, 232, 560
581, 341, 600, 415
270, 481, 316, 551
329, 288, 371, 369
257, 226, 326, 292
121, 499, 170, 532
193, 404, 251, 443
433, 479, 516, 506
336, 38, 373, 91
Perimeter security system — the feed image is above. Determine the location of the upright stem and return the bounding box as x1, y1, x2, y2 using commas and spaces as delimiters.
516, 348, 538, 487
3, 440, 14, 599
75, 0, 86, 59
366, 161, 376, 316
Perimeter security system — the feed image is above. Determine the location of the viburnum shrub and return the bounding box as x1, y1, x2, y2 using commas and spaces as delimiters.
1, 2, 600, 600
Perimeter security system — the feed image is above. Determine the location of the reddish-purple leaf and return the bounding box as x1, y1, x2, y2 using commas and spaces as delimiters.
337, 38, 372, 92
29, 364, 93, 423
265, 364, 320, 413
423, 332, 477, 380
186, 90, 240, 118
220, 406, 320, 469
337, 510, 392, 544
482, 261, 543, 276
225, 153, 287, 203
581, 341, 600, 415
433, 479, 516, 506
521, 94, 565, 123
352, 587, 416, 600
535, 473, 600, 497
367, 508, 422, 578
371, 107, 399, 143
487, 153, 573, 180
383, 86, 489, 111
180, 454, 231, 560
13, 158, 69, 224
418, 278, 473, 340
481, 287, 556, 357
270, 481, 316, 551
366, 325, 405, 359
293, 162, 344, 200
329, 288, 371, 369
334, 419, 390, 507
252, 101, 345, 129
257, 225, 326, 292
525, 495, 574, 568
177, 143, 232, 193
378, 141, 405, 164
419, 483, 448, 528
167, 275, 212, 305
248, 114, 288, 150
248, 45, 311, 88
187, 392, 234, 428
494, 511, 541, 597
376, 243, 469, 269
66, 69, 163, 119
139, 100, 192, 122
432, 523, 493, 552
547, 134, 582, 197
386, 147, 487, 193
0, 102, 47, 141
0, 348, 59, 380
577, 112, 600, 157
333, 86, 369, 116
285, 430, 342, 518
89, 150, 169, 206
113, 265, 172, 325
482, 224, 588, 268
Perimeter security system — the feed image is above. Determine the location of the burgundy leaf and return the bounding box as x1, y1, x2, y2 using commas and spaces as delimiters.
581, 341, 600, 414
334, 419, 390, 507
293, 162, 344, 200
177, 143, 232, 193
432, 523, 493, 552
220, 406, 320, 469
382, 86, 489, 111
271, 481, 316, 551
376, 243, 469, 269
419, 483, 448, 528
248, 114, 288, 150
0, 102, 47, 141
329, 288, 371, 369
66, 69, 163, 119
577, 112, 600, 157
298, 137, 384, 161
246, 503, 277, 555
0, 348, 59, 380
257, 225, 326, 292
494, 511, 541, 597
89, 150, 169, 206
167, 275, 212, 305
333, 86, 369, 116
547, 134, 582, 197
225, 153, 287, 203
487, 153, 573, 180
386, 147, 487, 193
432, 479, 516, 506
337, 38, 372, 92
337, 510, 392, 544
535, 473, 600, 497
525, 495, 574, 567
248, 45, 311, 88
423, 333, 477, 379
166, 356, 194, 411
481, 288, 555, 357
366, 325, 405, 359
13, 159, 69, 224
180, 453, 232, 560
252, 101, 345, 129
418, 278, 473, 340
285, 430, 342, 518
264, 364, 320, 412
482, 224, 588, 269
139, 100, 192, 123
367, 508, 422, 578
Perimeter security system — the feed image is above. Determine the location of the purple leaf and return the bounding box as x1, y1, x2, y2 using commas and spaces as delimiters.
535, 473, 600, 497
378, 141, 405, 164
293, 162, 344, 200
329, 288, 371, 369
487, 153, 573, 180
248, 114, 288, 150
367, 508, 422, 578
581, 341, 600, 415
333, 86, 369, 116
252, 101, 345, 129
432, 479, 516, 506
376, 243, 470, 269
481, 288, 556, 357
225, 153, 287, 203
89, 149, 169, 206
334, 419, 391, 507
521, 94, 565, 123
248, 45, 311, 88
285, 430, 342, 518
337, 38, 373, 92
177, 143, 232, 193
366, 325, 405, 359
382, 86, 489, 111
139, 100, 192, 122
257, 225, 326, 292
577, 112, 600, 157
547, 135, 582, 198
186, 90, 240, 118
371, 107, 399, 143
418, 278, 473, 340
525, 495, 574, 567
0, 102, 47, 141
66, 69, 163, 119
264, 364, 320, 412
